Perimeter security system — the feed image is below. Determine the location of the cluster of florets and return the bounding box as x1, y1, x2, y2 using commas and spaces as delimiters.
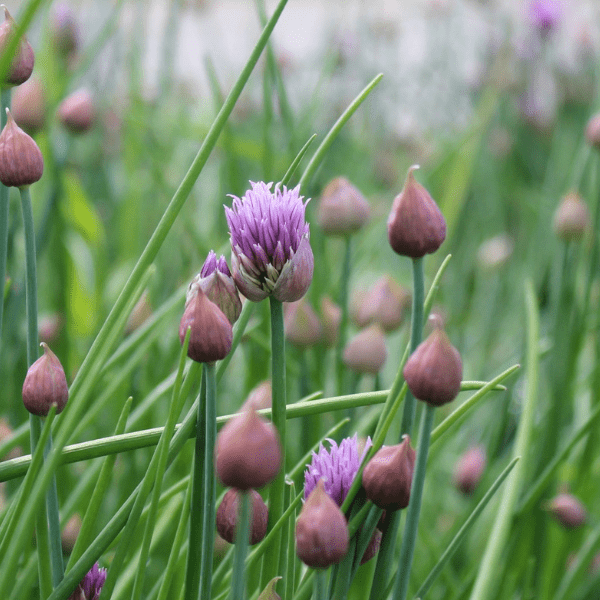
67, 562, 106, 600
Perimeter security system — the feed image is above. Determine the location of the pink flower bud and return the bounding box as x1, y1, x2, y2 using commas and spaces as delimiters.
362, 436, 416, 510
216, 488, 268, 545
215, 408, 281, 490
403, 322, 462, 407
546, 493, 586, 528
387, 165, 446, 258
317, 177, 370, 236
343, 324, 387, 375
0, 109, 43, 187
179, 287, 232, 363
11, 77, 46, 135
57, 89, 95, 134
320, 296, 341, 347
22, 343, 69, 416
553, 191, 589, 242
0, 7, 34, 86
284, 298, 323, 348
453, 446, 487, 495
296, 480, 349, 568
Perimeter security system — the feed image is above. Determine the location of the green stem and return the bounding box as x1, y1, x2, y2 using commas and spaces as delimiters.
184, 373, 206, 600
21, 185, 65, 589
260, 297, 286, 588
230, 491, 251, 600
0, 87, 10, 352
200, 362, 217, 600
335, 236, 352, 397
391, 403, 436, 600
370, 256, 424, 600
314, 569, 328, 600
400, 256, 424, 436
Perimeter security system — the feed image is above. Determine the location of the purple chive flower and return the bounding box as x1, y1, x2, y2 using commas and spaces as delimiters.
186, 250, 242, 325
68, 562, 106, 600
304, 434, 372, 506
529, 0, 562, 33
225, 181, 314, 303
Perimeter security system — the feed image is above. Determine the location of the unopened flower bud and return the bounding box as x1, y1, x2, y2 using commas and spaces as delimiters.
0, 7, 34, 86
51, 3, 79, 58
360, 528, 382, 564
179, 287, 232, 363
0, 109, 43, 187
284, 298, 322, 348
125, 291, 152, 335
61, 513, 81, 554
0, 418, 20, 460
362, 436, 416, 510
241, 380, 272, 412
317, 177, 370, 236
343, 324, 387, 375
320, 296, 341, 347
257, 577, 282, 600
546, 493, 586, 528
57, 89, 95, 133
387, 165, 446, 258
22, 343, 69, 416
38, 312, 62, 345
216, 488, 268, 545
453, 446, 486, 495
403, 321, 462, 406
585, 113, 600, 151
11, 77, 45, 135
296, 480, 349, 568
476, 234, 513, 271
187, 251, 242, 325
355, 275, 410, 332
553, 191, 589, 242
215, 408, 281, 490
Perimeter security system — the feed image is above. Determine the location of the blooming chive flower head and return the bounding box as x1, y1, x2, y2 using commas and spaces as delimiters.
529, 0, 562, 34
187, 250, 242, 325
68, 562, 106, 600
304, 434, 372, 506
225, 181, 314, 303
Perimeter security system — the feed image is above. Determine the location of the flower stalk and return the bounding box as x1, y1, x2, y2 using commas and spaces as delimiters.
230, 490, 251, 600
0, 87, 9, 352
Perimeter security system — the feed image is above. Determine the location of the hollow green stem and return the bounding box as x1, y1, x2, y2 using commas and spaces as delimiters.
260, 297, 286, 587
370, 255, 424, 600
184, 373, 206, 600
0, 87, 10, 352
230, 490, 251, 600
335, 236, 352, 397
400, 256, 424, 437
314, 569, 328, 600
391, 403, 436, 600
199, 362, 217, 600
21, 184, 65, 589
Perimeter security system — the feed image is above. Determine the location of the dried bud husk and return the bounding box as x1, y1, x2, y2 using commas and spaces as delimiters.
585, 113, 600, 150
0, 7, 34, 86
215, 408, 281, 490
241, 380, 272, 412
553, 191, 589, 242
296, 480, 349, 568
546, 493, 587, 528
179, 287, 232, 363
61, 513, 81, 554
362, 436, 416, 510
22, 343, 69, 416
257, 577, 282, 600
284, 298, 323, 348
403, 323, 462, 406
57, 89, 95, 133
453, 446, 487, 495
11, 77, 45, 135
317, 177, 370, 235
320, 296, 341, 347
387, 165, 446, 258
216, 488, 268, 545
355, 275, 410, 332
0, 109, 43, 187
343, 324, 387, 375
51, 3, 79, 58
